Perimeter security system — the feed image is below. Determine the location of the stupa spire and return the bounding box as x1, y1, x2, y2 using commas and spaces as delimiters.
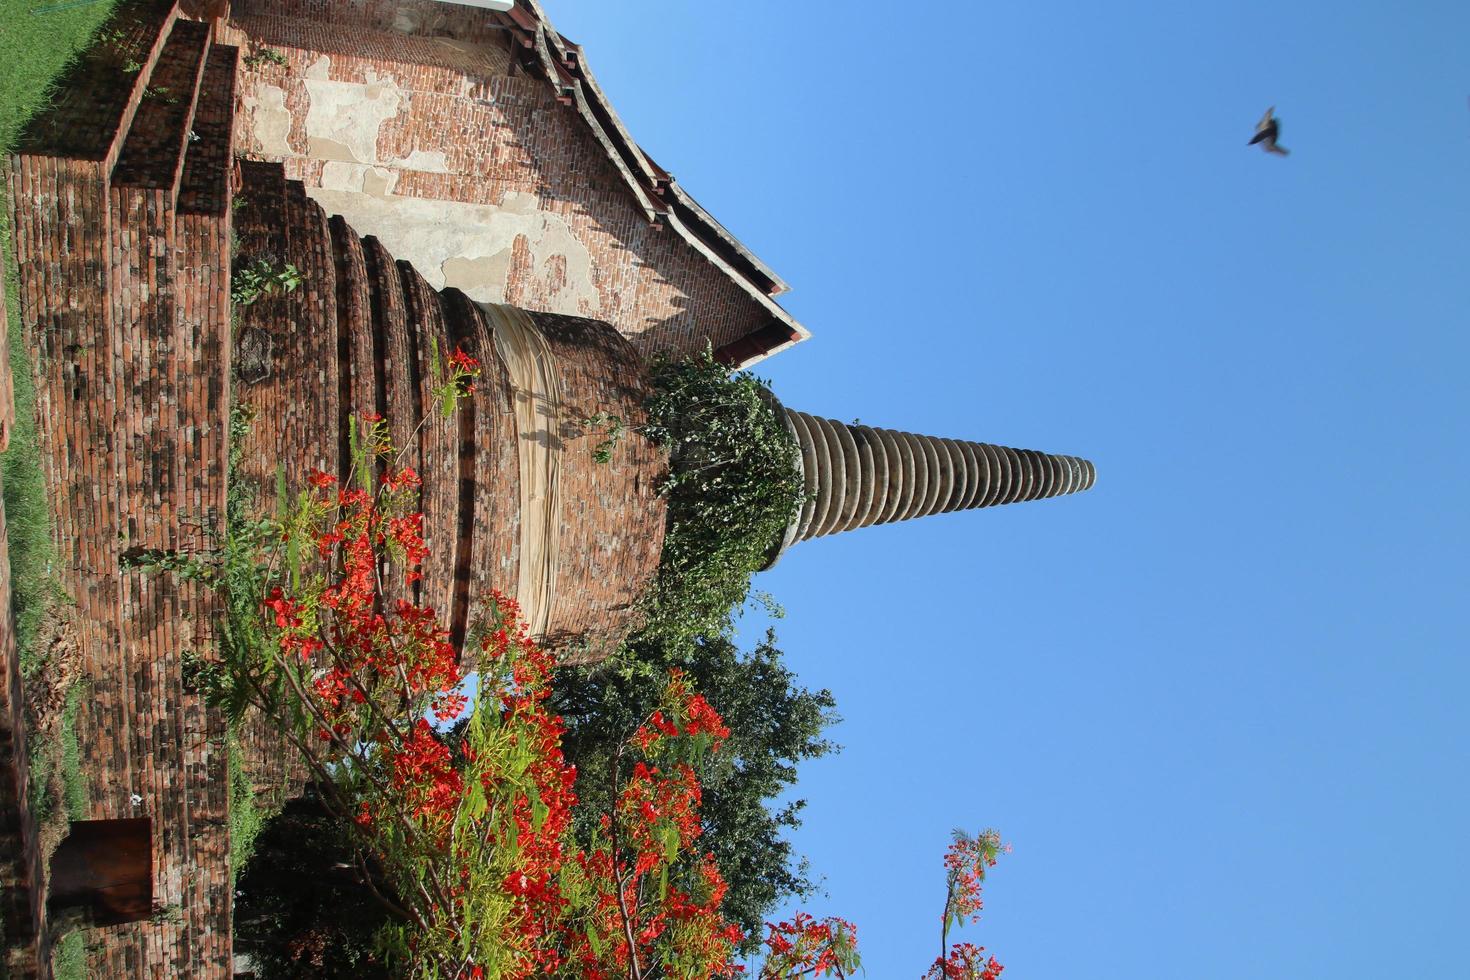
767, 407, 1096, 564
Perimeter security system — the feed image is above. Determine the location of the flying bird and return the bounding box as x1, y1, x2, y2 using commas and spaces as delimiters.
1249, 106, 1289, 155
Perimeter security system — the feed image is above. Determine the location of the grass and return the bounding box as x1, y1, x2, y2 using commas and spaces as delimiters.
228, 728, 275, 882
2, 0, 116, 839
49, 930, 86, 980
25, 681, 88, 825
0, 0, 121, 156
58, 682, 86, 819
1, 0, 119, 678
0, 6, 114, 974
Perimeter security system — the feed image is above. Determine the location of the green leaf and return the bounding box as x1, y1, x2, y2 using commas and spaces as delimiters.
463, 777, 487, 821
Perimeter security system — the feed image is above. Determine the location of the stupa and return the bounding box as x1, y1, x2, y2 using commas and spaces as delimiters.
0, 0, 1095, 974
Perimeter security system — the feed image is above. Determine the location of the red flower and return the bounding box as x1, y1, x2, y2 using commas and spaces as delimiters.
448, 347, 480, 373
382, 466, 421, 492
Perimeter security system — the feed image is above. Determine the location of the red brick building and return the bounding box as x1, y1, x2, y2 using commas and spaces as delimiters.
1, 2, 1093, 975
2, 2, 809, 974
222, 0, 807, 367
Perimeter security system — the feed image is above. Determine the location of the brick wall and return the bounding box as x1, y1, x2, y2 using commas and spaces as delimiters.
529, 311, 667, 663
234, 0, 518, 43
232, 163, 667, 663
222, 5, 778, 360
6, 4, 237, 973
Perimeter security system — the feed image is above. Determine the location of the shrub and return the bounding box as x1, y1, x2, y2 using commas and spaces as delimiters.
636, 348, 803, 649
232, 258, 302, 308
243, 48, 290, 70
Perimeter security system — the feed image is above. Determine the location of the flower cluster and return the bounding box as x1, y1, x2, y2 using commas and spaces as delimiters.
560, 670, 749, 979
925, 829, 1010, 980
757, 912, 860, 978
923, 944, 1005, 980
942, 829, 1009, 928
431, 343, 481, 416
249, 444, 744, 978
240, 419, 582, 976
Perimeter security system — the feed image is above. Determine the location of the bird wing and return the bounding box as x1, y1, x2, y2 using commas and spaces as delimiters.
1266, 142, 1289, 155
1256, 106, 1275, 132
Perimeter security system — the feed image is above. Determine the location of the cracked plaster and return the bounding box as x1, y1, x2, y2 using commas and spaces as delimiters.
238, 59, 603, 312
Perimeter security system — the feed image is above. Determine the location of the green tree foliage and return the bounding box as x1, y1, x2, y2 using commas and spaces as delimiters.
551, 631, 839, 952
637, 349, 804, 646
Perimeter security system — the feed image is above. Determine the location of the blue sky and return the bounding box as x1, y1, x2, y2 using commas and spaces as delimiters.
544, 2, 1470, 976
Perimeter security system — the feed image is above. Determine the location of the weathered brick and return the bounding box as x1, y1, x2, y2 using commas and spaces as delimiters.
0, 2, 787, 972
221, 4, 789, 362
7, 9, 235, 971
233, 166, 666, 661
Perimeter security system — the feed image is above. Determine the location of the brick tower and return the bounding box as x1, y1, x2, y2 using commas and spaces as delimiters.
767, 407, 1096, 564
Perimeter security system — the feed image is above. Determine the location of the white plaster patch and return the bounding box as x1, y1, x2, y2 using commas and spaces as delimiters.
318, 163, 401, 197
241, 82, 293, 158
393, 149, 451, 174
362, 167, 398, 198
303, 53, 332, 81
443, 252, 512, 292
500, 191, 539, 216
304, 184, 601, 312
303, 70, 403, 165
319, 161, 368, 193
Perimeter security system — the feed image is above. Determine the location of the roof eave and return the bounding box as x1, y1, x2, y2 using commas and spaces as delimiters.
509, 0, 806, 356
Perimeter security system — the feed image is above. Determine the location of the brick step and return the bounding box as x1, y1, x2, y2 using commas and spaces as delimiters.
113, 19, 211, 200
323, 218, 518, 649
230, 160, 289, 513
107, 31, 214, 556
230, 166, 339, 513
13, 0, 181, 171
234, 185, 479, 624
6, 0, 186, 647
6, 0, 186, 567
7, 11, 241, 974
394, 259, 461, 623
90, 40, 233, 971
284, 178, 342, 477
233, 170, 521, 656
437, 290, 520, 653
104, 23, 216, 561
178, 44, 240, 216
